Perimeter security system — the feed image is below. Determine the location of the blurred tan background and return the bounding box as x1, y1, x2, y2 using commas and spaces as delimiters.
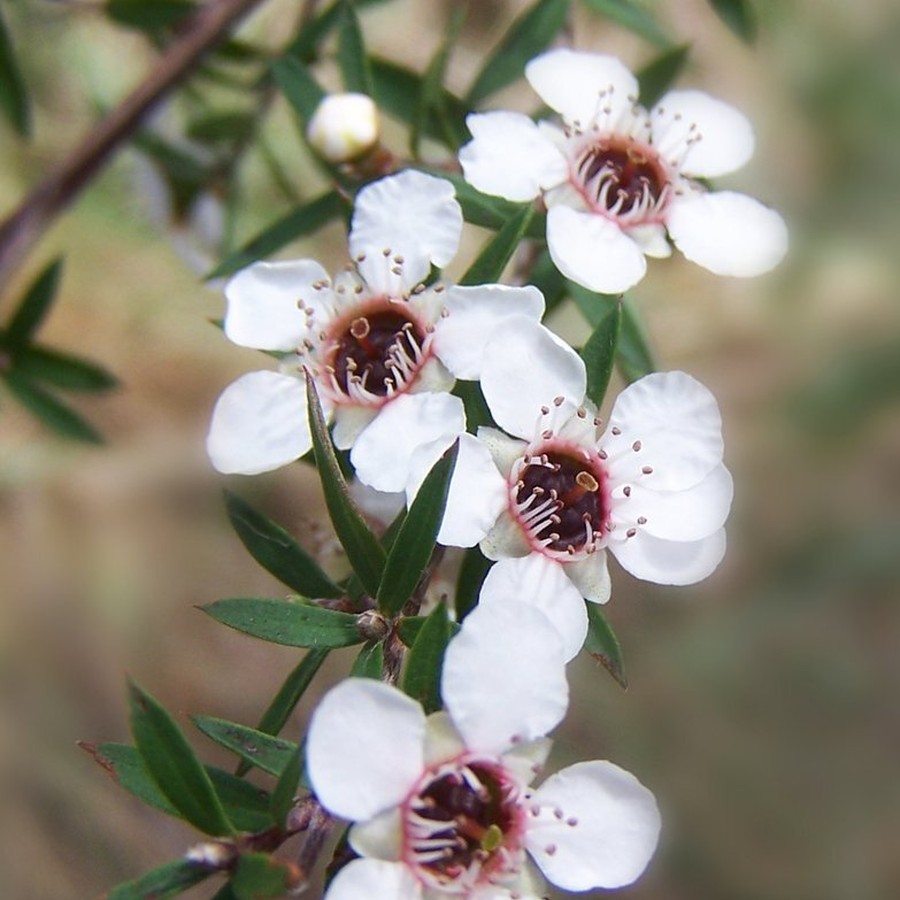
1, 0, 899, 897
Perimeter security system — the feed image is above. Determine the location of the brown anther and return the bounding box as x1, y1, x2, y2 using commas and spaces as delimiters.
382, 248, 391, 257
641, 465, 653, 475
626, 527, 637, 538
553, 395, 564, 407
576, 471, 599, 492
577, 407, 587, 418
541, 429, 553, 440
623, 486, 631, 497
632, 440, 642, 452
637, 516, 647, 524
541, 406, 550, 415
350, 317, 371, 339
612, 426, 621, 435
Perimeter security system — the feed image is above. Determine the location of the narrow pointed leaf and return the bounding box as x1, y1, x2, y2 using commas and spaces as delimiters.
466, 0, 569, 104
637, 43, 690, 108
272, 54, 326, 126
436, 172, 541, 234
452, 380, 493, 431
580, 299, 622, 407
232, 853, 300, 899
4, 371, 102, 443
202, 597, 363, 649
106, 0, 196, 32
0, 7, 30, 136
580, 0, 672, 47
708, 0, 758, 43
5, 258, 62, 346
127, 680, 234, 836
224, 491, 342, 598
398, 615, 459, 647
194, 715, 298, 777
459, 204, 535, 286
107, 858, 212, 900
584, 602, 627, 688
209, 192, 347, 279
14, 346, 117, 392
306, 375, 386, 595
617, 297, 655, 382
288, 0, 392, 63
402, 602, 451, 713
351, 641, 384, 678
376, 442, 458, 615
269, 743, 305, 826
337, 1, 375, 95
454, 545, 492, 621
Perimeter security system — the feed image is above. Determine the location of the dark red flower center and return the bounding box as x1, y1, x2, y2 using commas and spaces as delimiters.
575, 137, 668, 217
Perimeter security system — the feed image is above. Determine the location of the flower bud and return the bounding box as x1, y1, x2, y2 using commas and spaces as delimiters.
306, 93, 379, 163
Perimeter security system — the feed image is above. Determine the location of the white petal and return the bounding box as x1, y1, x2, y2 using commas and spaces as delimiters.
459, 112, 568, 202
613, 463, 733, 542
206, 371, 310, 475
477, 426, 527, 475
563, 551, 612, 604
668, 190, 788, 278
306, 679, 425, 822
629, 223, 671, 258
350, 170, 462, 288
331, 405, 379, 450
348, 478, 407, 527
407, 433, 508, 548
479, 556, 587, 662
442, 601, 569, 756
500, 737, 554, 787
481, 317, 586, 440
349, 807, 403, 861
224, 259, 331, 351
652, 89, 755, 178
423, 711, 466, 765
351, 392, 465, 493
481, 509, 532, 560
325, 859, 421, 900
604, 371, 724, 491
525, 49, 639, 127
434, 284, 545, 379
527, 760, 661, 891
547, 206, 647, 294
610, 527, 727, 585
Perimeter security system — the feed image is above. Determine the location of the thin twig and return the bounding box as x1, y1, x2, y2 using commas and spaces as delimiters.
0, 0, 268, 299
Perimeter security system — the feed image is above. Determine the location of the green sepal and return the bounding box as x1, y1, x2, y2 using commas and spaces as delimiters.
459, 204, 535, 286
637, 43, 690, 108
402, 601, 452, 713
127, 680, 235, 836
106, 858, 212, 900
224, 491, 343, 599
585, 602, 627, 688
287, 0, 392, 63
377, 442, 458, 615
306, 375, 386, 596
580, 299, 622, 407
3, 258, 62, 347
201, 597, 364, 650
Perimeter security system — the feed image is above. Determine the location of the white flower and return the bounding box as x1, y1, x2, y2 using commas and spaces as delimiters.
460, 48, 788, 293
306, 601, 660, 898
206, 170, 544, 487
307, 92, 380, 163
405, 319, 732, 655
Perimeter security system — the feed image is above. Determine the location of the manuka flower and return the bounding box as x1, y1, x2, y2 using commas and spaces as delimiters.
206, 170, 544, 484
460, 48, 788, 293
403, 320, 732, 652
306, 601, 660, 897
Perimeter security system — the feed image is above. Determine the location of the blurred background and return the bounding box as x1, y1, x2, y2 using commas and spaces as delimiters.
1, 0, 899, 897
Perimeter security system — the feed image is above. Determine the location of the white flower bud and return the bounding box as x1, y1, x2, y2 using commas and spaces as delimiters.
306, 93, 379, 163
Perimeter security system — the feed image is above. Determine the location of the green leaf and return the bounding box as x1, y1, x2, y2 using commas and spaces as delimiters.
106, 0, 196, 32
235, 649, 328, 777
3, 371, 102, 443
397, 615, 459, 647
306, 376, 386, 596
288, 0, 391, 63
707, 0, 758, 43
272, 54, 326, 126
231, 853, 299, 899
127, 680, 235, 836
194, 715, 298, 778
107, 858, 211, 900
454, 546, 492, 621
580, 0, 671, 47
528, 248, 568, 316
13, 346, 117, 393
584, 602, 626, 688
617, 297, 655, 382
436, 172, 537, 234
224, 491, 342, 599
402, 602, 451, 713
637, 43, 690, 108
0, 6, 31, 136
269, 743, 304, 827
351, 640, 384, 678
202, 597, 363, 650
337, 1, 375, 95
80, 742, 271, 832
580, 299, 622, 407
466, 0, 569, 104
459, 204, 535, 286
376, 442, 458, 615
187, 111, 255, 144
209, 192, 347, 279
4, 259, 62, 347
452, 380, 493, 431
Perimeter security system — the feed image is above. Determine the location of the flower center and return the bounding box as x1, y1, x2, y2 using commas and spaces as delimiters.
573, 137, 669, 222
404, 759, 524, 891
514, 448, 609, 556
328, 307, 427, 401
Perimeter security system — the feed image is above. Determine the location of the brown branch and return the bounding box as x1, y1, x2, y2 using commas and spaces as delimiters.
0, 0, 269, 298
